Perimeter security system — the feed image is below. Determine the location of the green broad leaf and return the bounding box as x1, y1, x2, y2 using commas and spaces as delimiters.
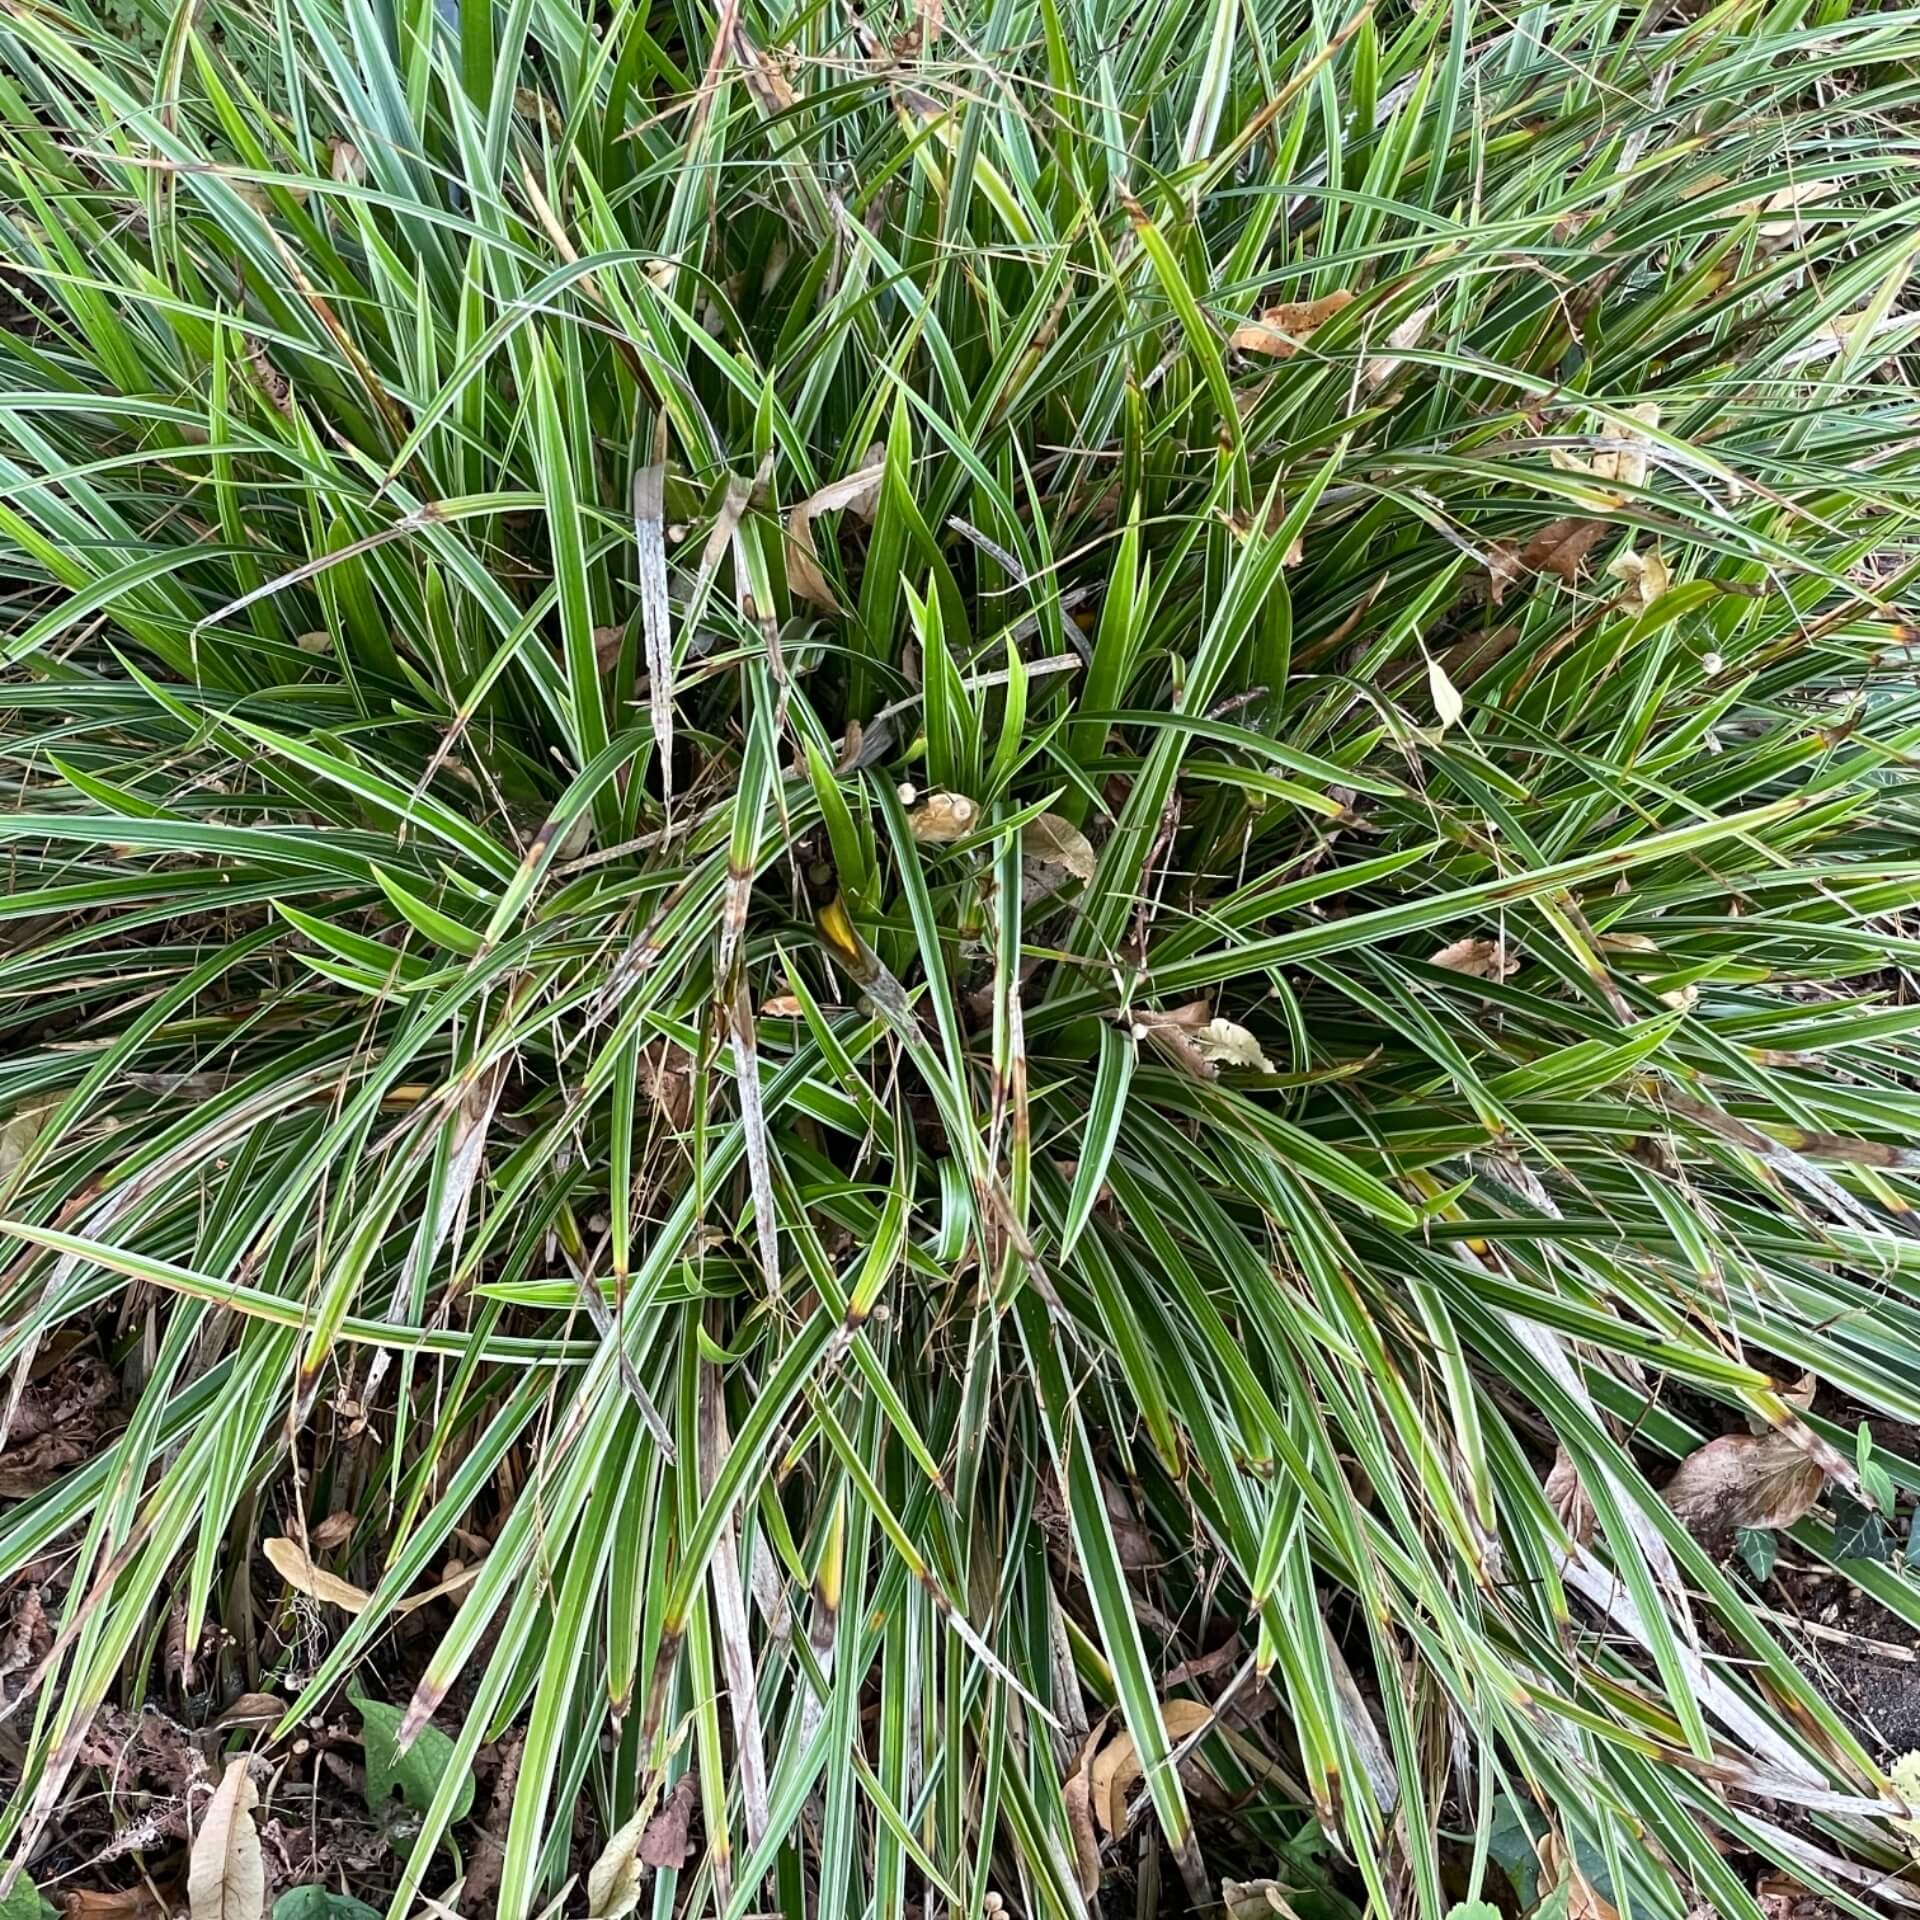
273, 1891, 383, 1920
0, 1869, 56, 1920
1443, 1905, 1504, 1920
353, 1689, 475, 1823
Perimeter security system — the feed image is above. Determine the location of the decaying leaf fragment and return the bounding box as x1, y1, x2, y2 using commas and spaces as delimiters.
907, 791, 979, 842
1191, 1018, 1277, 1073
1062, 1726, 1104, 1895
1606, 544, 1671, 612
1022, 811, 1097, 907
1230, 289, 1354, 359
1545, 1448, 1595, 1547
1430, 936, 1519, 980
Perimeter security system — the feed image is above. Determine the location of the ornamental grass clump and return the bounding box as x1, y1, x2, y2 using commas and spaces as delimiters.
2, 0, 1920, 1915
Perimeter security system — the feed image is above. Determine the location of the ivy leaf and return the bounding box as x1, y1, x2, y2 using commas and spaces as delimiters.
353, 1689, 474, 1823
1831, 1492, 1894, 1565
1736, 1526, 1778, 1582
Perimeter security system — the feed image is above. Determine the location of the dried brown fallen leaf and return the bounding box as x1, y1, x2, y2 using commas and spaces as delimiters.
262, 1536, 370, 1614
1430, 936, 1519, 980
1518, 515, 1608, 584
1545, 1448, 1595, 1547
1062, 1726, 1104, 1896
1229, 289, 1354, 359
785, 461, 886, 612
1536, 1832, 1619, 1920
310, 1510, 354, 1550
65, 1891, 173, 1920
1023, 812, 1097, 883
188, 1757, 264, 1920
1663, 1428, 1826, 1539
1551, 403, 1660, 509
1733, 178, 1836, 240
907, 791, 979, 843
638, 1774, 698, 1869
586, 1799, 654, 1920
1091, 1699, 1214, 1837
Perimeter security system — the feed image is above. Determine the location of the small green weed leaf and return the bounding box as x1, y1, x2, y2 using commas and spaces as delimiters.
273, 1892, 382, 1920
0, 1869, 56, 1920
353, 1690, 474, 1822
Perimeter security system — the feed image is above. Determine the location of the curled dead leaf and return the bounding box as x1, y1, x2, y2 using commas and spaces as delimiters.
1091, 1699, 1214, 1836
1536, 1832, 1618, 1920
1022, 812, 1097, 883
1191, 1018, 1276, 1073
1606, 544, 1671, 612
310, 1509, 354, 1550
638, 1774, 697, 1869
1545, 1448, 1594, 1547
1223, 1883, 1299, 1920
1733, 178, 1836, 240
1663, 1428, 1826, 1540
262, 1537, 370, 1614
1429, 936, 1518, 980
215, 1693, 286, 1730
907, 791, 979, 843
1062, 1726, 1104, 1896
1229, 289, 1354, 359
785, 461, 887, 612
1362, 301, 1435, 392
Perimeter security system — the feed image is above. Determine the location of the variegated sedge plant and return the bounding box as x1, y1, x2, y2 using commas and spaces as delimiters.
2, 0, 1920, 1913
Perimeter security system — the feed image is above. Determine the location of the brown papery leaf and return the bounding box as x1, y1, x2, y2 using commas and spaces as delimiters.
1230, 289, 1354, 359
1091, 1700, 1214, 1837
638, 1774, 698, 1869
188, 1757, 264, 1920
262, 1537, 370, 1614
785, 461, 886, 612
1663, 1429, 1826, 1538
1430, 936, 1519, 980
214, 1694, 286, 1731
1062, 1726, 1104, 1896
1022, 812, 1097, 883
310, 1509, 354, 1550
